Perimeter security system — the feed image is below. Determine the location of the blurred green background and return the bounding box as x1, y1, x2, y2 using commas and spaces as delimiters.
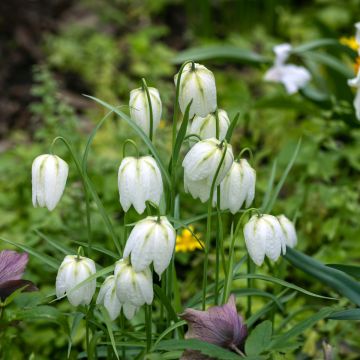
1, 0, 360, 359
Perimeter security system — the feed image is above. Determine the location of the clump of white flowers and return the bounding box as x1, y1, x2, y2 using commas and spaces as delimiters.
32, 60, 297, 325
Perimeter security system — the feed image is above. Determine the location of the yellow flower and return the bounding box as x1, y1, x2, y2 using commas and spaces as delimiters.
340, 36, 359, 51
176, 226, 203, 253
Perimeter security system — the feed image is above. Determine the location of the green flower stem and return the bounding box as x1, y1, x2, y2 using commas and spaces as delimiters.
145, 304, 152, 352
141, 78, 154, 142
51, 136, 122, 255
246, 255, 255, 318
122, 139, 140, 158
202, 143, 228, 310
215, 109, 220, 140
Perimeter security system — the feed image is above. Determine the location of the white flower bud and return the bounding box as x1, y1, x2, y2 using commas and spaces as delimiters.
174, 63, 217, 118
124, 216, 176, 277
277, 215, 297, 248
32, 154, 69, 211
214, 159, 256, 214
118, 156, 163, 214
96, 275, 121, 321
56, 255, 96, 306
243, 214, 286, 266
129, 87, 162, 137
182, 138, 233, 203
190, 109, 230, 141
115, 259, 153, 314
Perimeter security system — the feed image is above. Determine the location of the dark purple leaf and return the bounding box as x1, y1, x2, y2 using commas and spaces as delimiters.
0, 279, 38, 300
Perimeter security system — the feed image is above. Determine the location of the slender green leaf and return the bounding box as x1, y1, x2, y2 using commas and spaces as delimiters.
152, 321, 186, 350
0, 236, 59, 269
225, 113, 240, 143
292, 39, 347, 53
154, 285, 179, 323
285, 247, 360, 306
261, 160, 277, 211
328, 308, 360, 320
245, 320, 272, 355
35, 230, 71, 255
173, 46, 269, 64
68, 312, 85, 358
100, 306, 119, 359
85, 95, 171, 188
269, 307, 334, 349
326, 264, 360, 280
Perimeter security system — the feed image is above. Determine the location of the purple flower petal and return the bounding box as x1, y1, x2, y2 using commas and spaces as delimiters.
0, 250, 29, 285
180, 295, 247, 350
180, 350, 214, 360
0, 279, 38, 300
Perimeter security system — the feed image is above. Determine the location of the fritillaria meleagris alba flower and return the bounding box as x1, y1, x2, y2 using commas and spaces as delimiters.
97, 275, 121, 321
277, 214, 297, 248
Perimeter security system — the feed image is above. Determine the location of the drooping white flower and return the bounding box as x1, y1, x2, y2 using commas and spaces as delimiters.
118, 156, 163, 214
355, 22, 360, 50
56, 255, 96, 306
277, 215, 297, 248
348, 68, 360, 120
129, 87, 162, 137
115, 259, 153, 320
243, 214, 286, 266
182, 138, 233, 203
123, 216, 176, 277
214, 159, 256, 214
32, 154, 69, 211
189, 109, 230, 141
96, 275, 121, 321
264, 43, 311, 94
174, 63, 217, 118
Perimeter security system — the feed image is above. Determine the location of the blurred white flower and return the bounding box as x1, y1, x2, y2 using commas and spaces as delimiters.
348, 68, 360, 120
115, 259, 153, 320
213, 159, 256, 214
56, 255, 96, 306
355, 22, 360, 48
97, 275, 121, 321
264, 43, 311, 94
190, 109, 230, 141
182, 138, 233, 203
124, 216, 176, 277
174, 63, 217, 118
243, 214, 286, 266
32, 154, 69, 211
118, 156, 163, 214
277, 215, 297, 248
129, 87, 162, 137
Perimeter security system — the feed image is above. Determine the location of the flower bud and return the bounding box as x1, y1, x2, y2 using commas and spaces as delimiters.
56, 255, 96, 306
96, 275, 121, 321
118, 156, 163, 214
182, 138, 233, 203
214, 159, 256, 214
243, 214, 286, 266
124, 216, 176, 277
129, 87, 162, 137
277, 215, 297, 248
115, 259, 153, 319
32, 154, 69, 211
174, 63, 217, 118
189, 109, 230, 141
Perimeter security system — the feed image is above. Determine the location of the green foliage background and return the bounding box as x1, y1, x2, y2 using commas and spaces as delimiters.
1, 0, 360, 359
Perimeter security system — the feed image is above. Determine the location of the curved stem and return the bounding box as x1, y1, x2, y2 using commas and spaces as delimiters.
215, 109, 220, 140
236, 147, 254, 163
52, 136, 122, 255
142, 78, 154, 142
202, 143, 228, 310
122, 139, 140, 158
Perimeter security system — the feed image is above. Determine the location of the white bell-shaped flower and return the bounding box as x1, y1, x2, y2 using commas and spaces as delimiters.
190, 109, 230, 141
115, 259, 153, 319
355, 22, 360, 50
32, 154, 69, 211
182, 138, 233, 203
243, 214, 286, 266
118, 156, 163, 214
56, 255, 96, 306
174, 63, 217, 118
96, 275, 121, 321
348, 69, 360, 121
214, 159, 256, 214
129, 87, 162, 137
277, 215, 297, 248
264, 43, 311, 94
123, 216, 176, 277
